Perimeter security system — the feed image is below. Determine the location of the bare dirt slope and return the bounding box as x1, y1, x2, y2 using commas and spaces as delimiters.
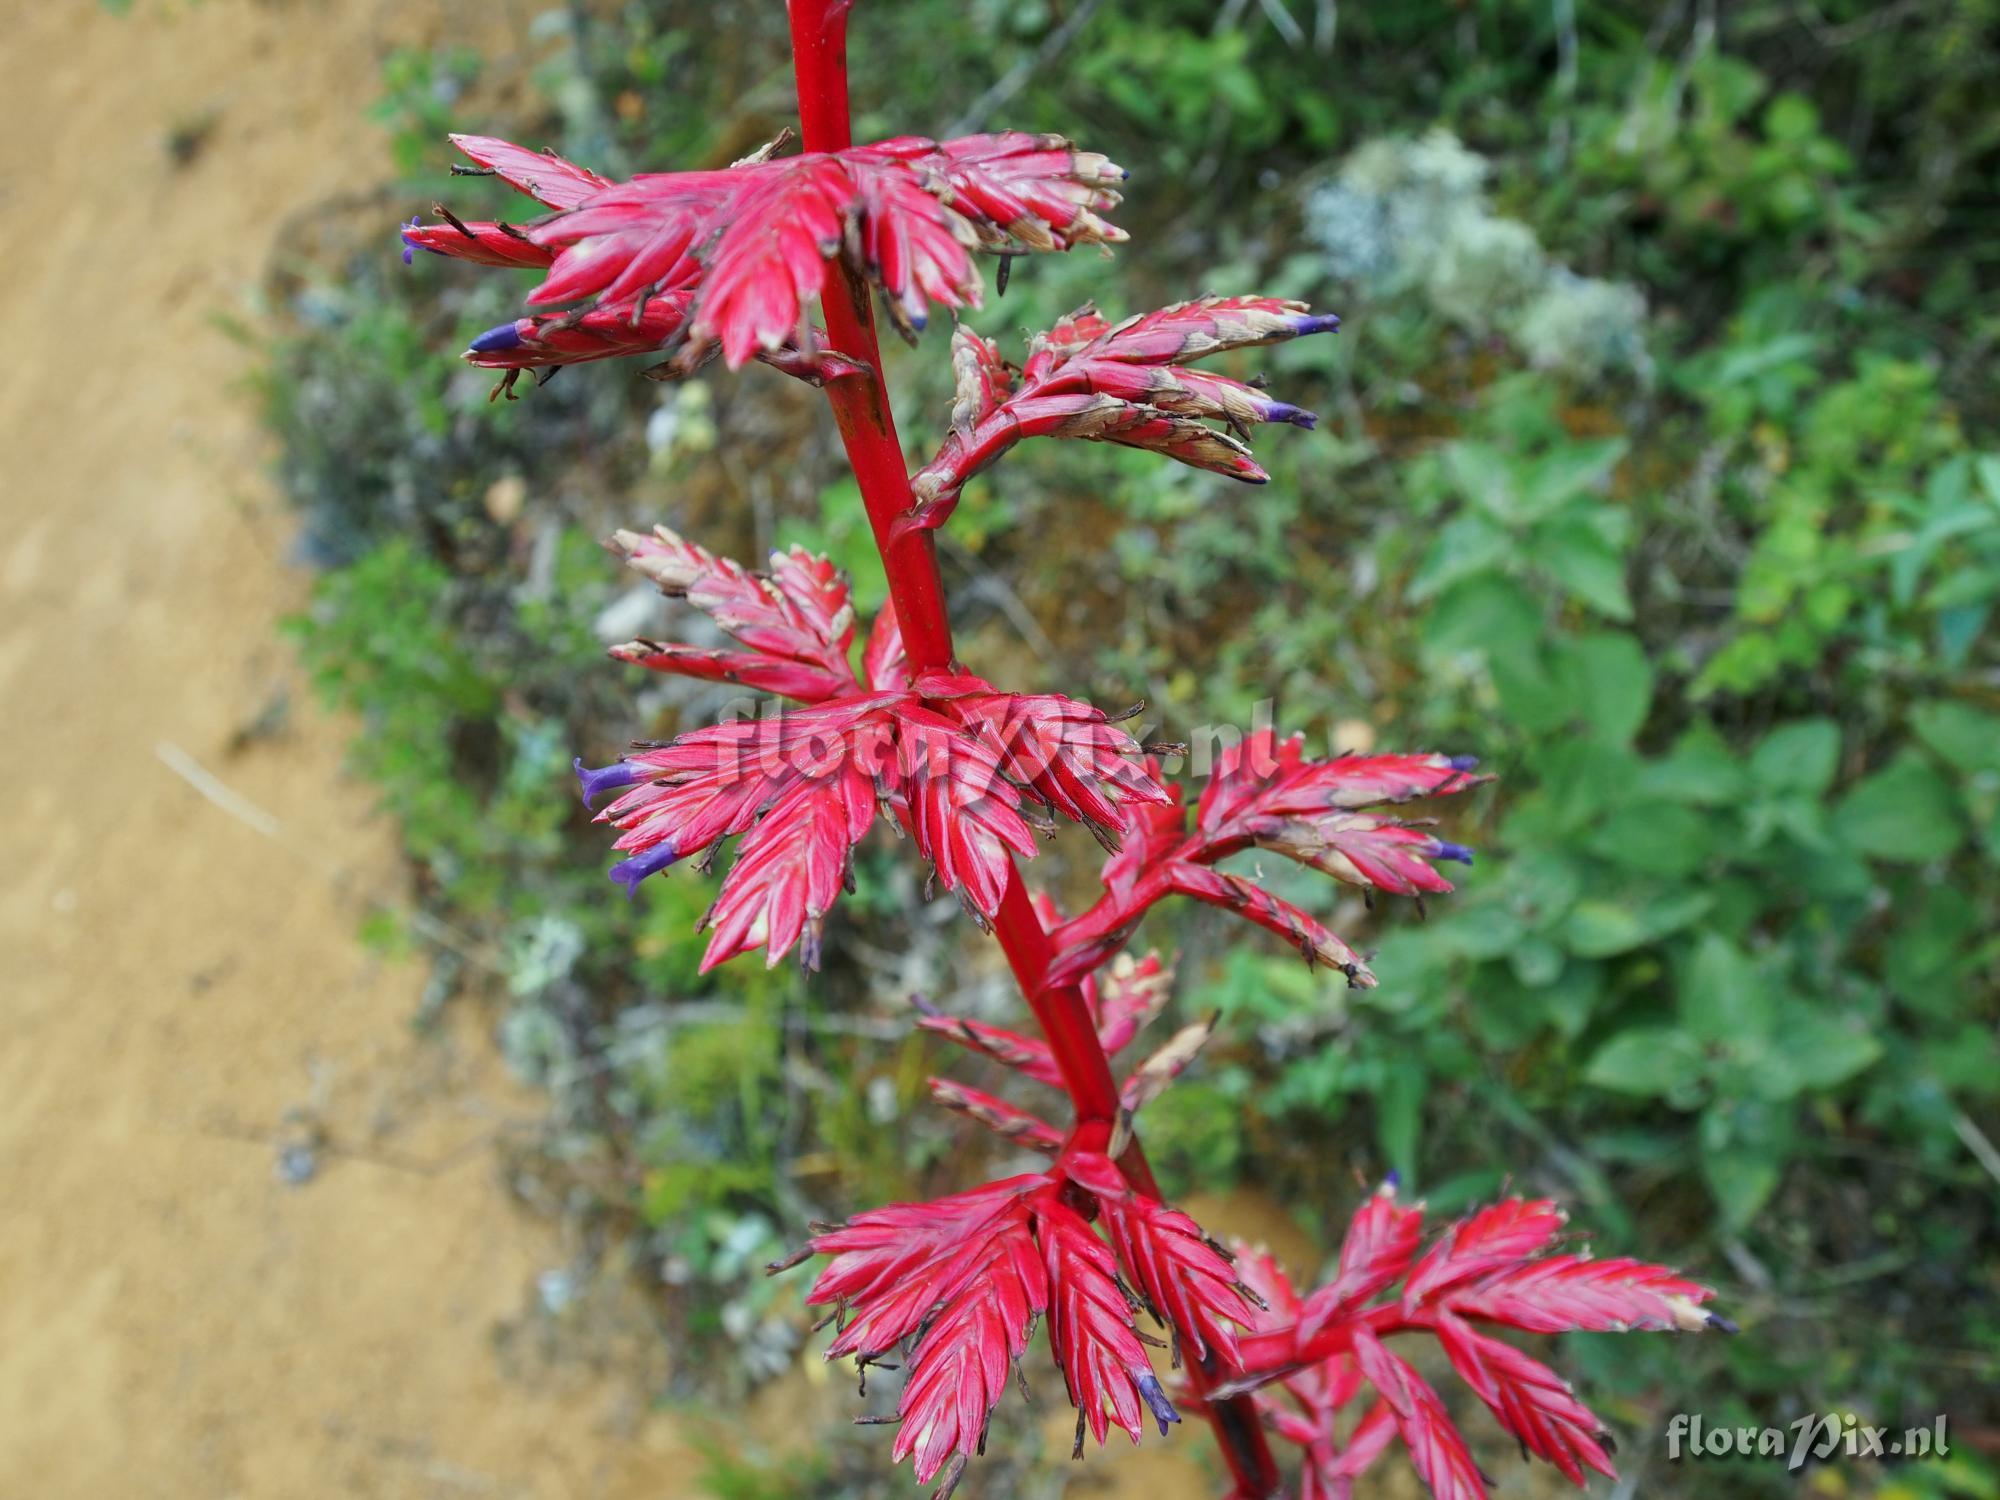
0, 3, 699, 1495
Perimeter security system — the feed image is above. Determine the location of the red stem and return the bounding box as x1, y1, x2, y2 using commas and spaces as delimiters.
784, 4, 1283, 1494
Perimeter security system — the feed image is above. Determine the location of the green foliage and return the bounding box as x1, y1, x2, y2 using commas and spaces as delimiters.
372, 46, 484, 184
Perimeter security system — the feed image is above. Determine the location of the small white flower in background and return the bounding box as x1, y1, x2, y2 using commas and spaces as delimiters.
645, 382, 716, 466
1306, 128, 1651, 382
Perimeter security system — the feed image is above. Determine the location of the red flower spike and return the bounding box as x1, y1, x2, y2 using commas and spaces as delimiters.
525, 168, 737, 307
901, 296, 1338, 538
806, 1174, 1048, 1363
691, 156, 902, 365
919, 947, 1170, 1105
1431, 1311, 1616, 1486
892, 1201, 1049, 1487
1221, 1192, 1722, 1500
1320, 1399, 1402, 1500
1349, 1328, 1491, 1500
1233, 1243, 1305, 1326
1194, 732, 1487, 896
604, 527, 860, 703
697, 756, 875, 971
927, 131, 1127, 252
580, 696, 898, 931
1034, 1187, 1176, 1450
914, 668, 1170, 848
853, 163, 986, 342
1401, 1198, 1568, 1310
925, 1078, 1062, 1155
1289, 814, 1474, 897
1036, 302, 1118, 359
1043, 731, 1487, 987
1449, 1253, 1720, 1334
1231, 1242, 1372, 1500
1066, 1152, 1253, 1367
604, 640, 848, 702
887, 702, 1043, 924
426, 22, 1739, 1498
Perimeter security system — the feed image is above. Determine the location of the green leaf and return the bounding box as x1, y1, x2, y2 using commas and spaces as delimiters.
1559, 632, 1654, 744
1539, 962, 1603, 1039
1638, 728, 1749, 805
1924, 567, 2000, 613
1433, 901, 1528, 961
1698, 1097, 1792, 1230
1488, 643, 1570, 734
1535, 738, 1642, 834
1764, 92, 1820, 143
1886, 884, 1981, 1011
1773, 1009, 1883, 1090
1587, 803, 1715, 879
1692, 632, 1783, 698
1678, 934, 1775, 1044
1443, 440, 1519, 524
1977, 453, 2000, 508
1700, 1133, 1783, 1231
1749, 719, 1841, 796
1408, 514, 1513, 603
1375, 1062, 1425, 1183
1535, 521, 1633, 620
1501, 851, 1584, 929
1912, 701, 2000, 777
1521, 438, 1628, 519
1835, 751, 1966, 862
1584, 1026, 1705, 1098
1564, 900, 1651, 957
1509, 935, 1565, 988
1565, 889, 1713, 957
1422, 574, 1543, 661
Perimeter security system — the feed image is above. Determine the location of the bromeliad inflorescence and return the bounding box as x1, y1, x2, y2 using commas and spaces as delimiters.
412, 3, 1726, 1496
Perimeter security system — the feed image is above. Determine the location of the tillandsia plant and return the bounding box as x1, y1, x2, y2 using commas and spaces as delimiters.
408, 4, 1732, 1496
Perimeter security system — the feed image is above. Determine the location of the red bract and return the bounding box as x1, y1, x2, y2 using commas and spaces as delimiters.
1044, 735, 1485, 989
899, 296, 1340, 539
428, 7, 1730, 1494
